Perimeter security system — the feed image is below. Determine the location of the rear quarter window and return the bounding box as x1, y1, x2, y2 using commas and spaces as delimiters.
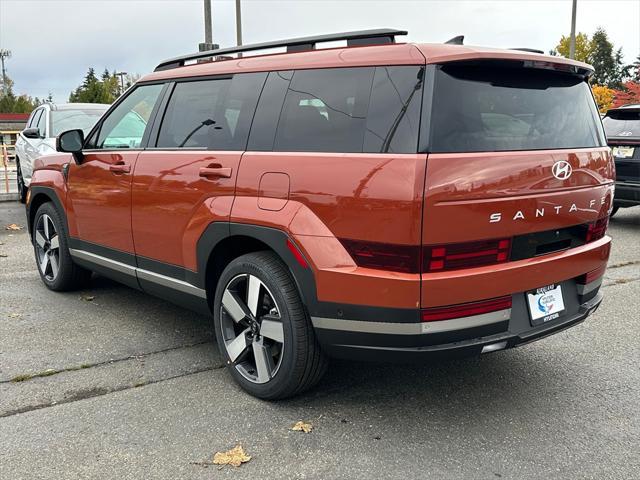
428, 63, 606, 153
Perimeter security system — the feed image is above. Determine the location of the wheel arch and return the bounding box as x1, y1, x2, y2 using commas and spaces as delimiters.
198, 223, 318, 313
27, 186, 68, 239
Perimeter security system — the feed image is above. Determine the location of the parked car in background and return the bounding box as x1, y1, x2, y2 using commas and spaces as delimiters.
26, 29, 613, 399
602, 104, 640, 216
14, 103, 109, 202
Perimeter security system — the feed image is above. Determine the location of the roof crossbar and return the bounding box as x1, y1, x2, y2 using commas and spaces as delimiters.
154, 28, 408, 71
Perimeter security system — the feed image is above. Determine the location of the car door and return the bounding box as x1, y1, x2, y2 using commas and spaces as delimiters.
66, 83, 165, 286
131, 73, 266, 287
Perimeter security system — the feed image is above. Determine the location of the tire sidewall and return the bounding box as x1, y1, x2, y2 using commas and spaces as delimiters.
213, 254, 301, 398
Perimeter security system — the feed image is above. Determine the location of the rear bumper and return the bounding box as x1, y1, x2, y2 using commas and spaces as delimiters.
614, 181, 640, 207
314, 279, 603, 362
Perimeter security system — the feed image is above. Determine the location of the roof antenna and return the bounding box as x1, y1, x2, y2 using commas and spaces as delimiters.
445, 35, 464, 45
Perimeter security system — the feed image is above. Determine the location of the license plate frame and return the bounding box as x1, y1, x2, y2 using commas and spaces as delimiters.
612, 146, 635, 158
526, 284, 566, 326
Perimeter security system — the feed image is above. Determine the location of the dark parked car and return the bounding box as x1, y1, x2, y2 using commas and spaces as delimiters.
602, 104, 640, 216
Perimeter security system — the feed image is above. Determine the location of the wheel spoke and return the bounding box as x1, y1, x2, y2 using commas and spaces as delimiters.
43, 216, 50, 239
260, 318, 284, 343
49, 235, 59, 251
222, 290, 247, 323
226, 328, 251, 362
40, 254, 50, 276
35, 231, 46, 249
252, 341, 274, 383
49, 254, 59, 278
246, 275, 262, 317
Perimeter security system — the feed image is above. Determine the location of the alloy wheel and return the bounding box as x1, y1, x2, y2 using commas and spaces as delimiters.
220, 273, 285, 384
34, 214, 60, 281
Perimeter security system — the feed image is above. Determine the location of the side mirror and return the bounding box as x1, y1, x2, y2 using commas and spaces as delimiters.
57, 129, 84, 153
23, 128, 42, 139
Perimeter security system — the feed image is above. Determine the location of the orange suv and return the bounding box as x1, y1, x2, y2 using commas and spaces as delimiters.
26, 30, 613, 399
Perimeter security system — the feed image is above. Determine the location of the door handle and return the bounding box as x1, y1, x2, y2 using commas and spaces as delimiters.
199, 166, 232, 179
109, 162, 131, 174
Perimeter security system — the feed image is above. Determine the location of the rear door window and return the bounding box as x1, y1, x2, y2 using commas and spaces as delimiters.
274, 67, 374, 153
428, 63, 606, 153
603, 109, 640, 138
156, 72, 266, 150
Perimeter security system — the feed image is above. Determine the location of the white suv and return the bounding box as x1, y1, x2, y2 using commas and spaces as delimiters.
15, 102, 109, 202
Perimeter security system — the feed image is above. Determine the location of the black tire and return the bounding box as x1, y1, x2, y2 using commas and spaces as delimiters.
16, 159, 27, 204
610, 206, 619, 218
213, 251, 328, 400
33, 202, 92, 291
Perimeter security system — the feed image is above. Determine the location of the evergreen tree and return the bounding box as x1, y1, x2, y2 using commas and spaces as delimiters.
590, 28, 628, 88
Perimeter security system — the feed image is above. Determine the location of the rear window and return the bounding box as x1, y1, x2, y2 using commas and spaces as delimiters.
428, 64, 606, 153
51, 108, 106, 136
602, 109, 640, 138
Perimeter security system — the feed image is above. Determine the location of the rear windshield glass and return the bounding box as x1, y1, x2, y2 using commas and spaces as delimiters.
429, 64, 606, 153
602, 109, 640, 138
51, 108, 106, 137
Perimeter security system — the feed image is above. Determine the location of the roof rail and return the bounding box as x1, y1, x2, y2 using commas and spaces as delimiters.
154, 28, 408, 71
511, 47, 544, 54
444, 35, 464, 45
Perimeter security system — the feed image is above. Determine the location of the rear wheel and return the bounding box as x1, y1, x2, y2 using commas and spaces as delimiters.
213, 251, 327, 399
33, 202, 91, 291
16, 159, 27, 204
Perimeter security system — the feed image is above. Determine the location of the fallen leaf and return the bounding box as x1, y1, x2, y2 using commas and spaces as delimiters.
292, 421, 313, 433
0, 253, 7, 258
81, 295, 95, 302
5, 224, 22, 231
212, 445, 251, 467
7, 313, 22, 319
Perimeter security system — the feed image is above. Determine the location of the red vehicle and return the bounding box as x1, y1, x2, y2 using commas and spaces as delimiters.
26, 30, 613, 399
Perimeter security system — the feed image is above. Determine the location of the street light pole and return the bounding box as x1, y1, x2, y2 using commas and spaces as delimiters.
569, 0, 577, 59
204, 0, 212, 46
0, 49, 11, 96
235, 0, 243, 57
115, 71, 127, 95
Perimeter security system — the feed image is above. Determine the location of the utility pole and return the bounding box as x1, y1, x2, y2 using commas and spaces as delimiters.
235, 0, 243, 57
115, 71, 127, 95
0, 49, 11, 96
569, 0, 577, 59
199, 0, 217, 52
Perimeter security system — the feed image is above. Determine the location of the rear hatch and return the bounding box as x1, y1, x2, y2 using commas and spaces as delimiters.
420, 60, 614, 304
602, 106, 640, 183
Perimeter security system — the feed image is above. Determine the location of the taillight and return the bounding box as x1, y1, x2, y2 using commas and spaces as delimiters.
577, 264, 607, 285
421, 295, 512, 322
586, 216, 609, 243
423, 238, 511, 273
339, 239, 420, 273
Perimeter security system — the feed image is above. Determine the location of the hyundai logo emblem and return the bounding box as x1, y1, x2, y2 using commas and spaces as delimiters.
552, 160, 572, 180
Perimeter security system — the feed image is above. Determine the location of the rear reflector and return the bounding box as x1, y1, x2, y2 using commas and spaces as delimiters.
421, 295, 512, 322
577, 264, 607, 285
286, 239, 309, 269
424, 238, 511, 272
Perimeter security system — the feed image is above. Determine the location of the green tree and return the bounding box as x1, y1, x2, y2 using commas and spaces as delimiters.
0, 73, 40, 113
590, 28, 628, 88
555, 32, 593, 63
631, 55, 640, 82
69, 67, 118, 104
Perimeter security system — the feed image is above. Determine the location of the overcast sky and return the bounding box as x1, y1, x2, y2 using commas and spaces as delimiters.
1, 0, 639, 102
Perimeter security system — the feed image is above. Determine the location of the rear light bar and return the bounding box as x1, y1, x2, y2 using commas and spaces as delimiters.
586, 216, 609, 243
338, 239, 421, 274
424, 238, 511, 272
421, 295, 512, 322
577, 264, 607, 285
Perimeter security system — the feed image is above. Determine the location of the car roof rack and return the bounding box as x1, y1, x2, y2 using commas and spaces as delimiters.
511, 47, 544, 54
154, 28, 408, 71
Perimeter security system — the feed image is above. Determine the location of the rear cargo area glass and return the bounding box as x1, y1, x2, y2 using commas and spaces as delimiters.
428, 63, 606, 153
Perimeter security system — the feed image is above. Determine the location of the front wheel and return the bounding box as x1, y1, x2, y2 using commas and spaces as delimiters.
213, 251, 327, 399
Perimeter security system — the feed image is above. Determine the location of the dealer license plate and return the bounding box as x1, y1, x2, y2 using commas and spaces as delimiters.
612, 146, 635, 158
526, 284, 565, 325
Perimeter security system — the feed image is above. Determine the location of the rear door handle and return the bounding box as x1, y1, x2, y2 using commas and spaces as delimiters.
199, 166, 232, 179
109, 162, 131, 174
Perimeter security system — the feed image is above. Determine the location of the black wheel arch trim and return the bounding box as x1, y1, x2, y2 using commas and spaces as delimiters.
26, 186, 68, 239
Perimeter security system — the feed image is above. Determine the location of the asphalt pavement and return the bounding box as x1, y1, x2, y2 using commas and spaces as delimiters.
0, 201, 638, 479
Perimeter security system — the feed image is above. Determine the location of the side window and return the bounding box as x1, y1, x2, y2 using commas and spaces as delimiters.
96, 84, 163, 149
26, 109, 39, 128
156, 73, 265, 150
248, 70, 293, 151
36, 109, 47, 137
364, 66, 424, 153
274, 67, 375, 153
29, 109, 43, 132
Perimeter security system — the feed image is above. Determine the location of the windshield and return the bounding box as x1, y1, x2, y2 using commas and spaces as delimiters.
428, 63, 606, 153
602, 110, 640, 138
50, 108, 107, 137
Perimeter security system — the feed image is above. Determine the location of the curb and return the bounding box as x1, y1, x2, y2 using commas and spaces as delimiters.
0, 193, 19, 202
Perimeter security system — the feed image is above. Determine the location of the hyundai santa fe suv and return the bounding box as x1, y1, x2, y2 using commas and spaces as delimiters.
25, 29, 613, 399
602, 104, 640, 215
15, 102, 109, 202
